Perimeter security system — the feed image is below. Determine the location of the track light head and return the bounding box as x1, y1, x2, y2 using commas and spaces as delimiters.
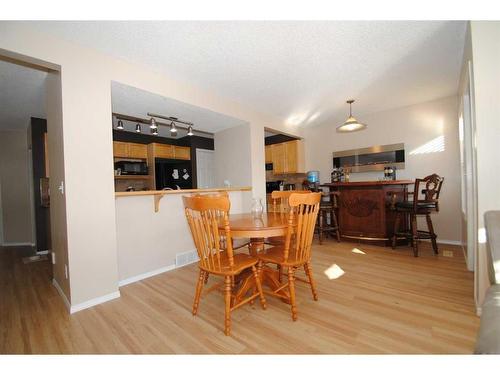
187, 125, 194, 136
150, 117, 157, 130
135, 123, 141, 133
117, 120, 124, 130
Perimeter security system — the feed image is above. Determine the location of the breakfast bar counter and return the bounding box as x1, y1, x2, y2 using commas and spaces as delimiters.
321, 180, 413, 245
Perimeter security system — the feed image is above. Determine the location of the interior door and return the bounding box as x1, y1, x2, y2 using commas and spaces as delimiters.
196, 149, 215, 189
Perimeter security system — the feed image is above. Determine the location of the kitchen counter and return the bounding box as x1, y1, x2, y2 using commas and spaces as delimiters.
321, 180, 413, 187
322, 180, 412, 245
115, 186, 252, 197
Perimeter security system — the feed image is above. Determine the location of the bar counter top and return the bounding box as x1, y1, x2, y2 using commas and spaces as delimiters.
115, 186, 252, 197
321, 180, 413, 187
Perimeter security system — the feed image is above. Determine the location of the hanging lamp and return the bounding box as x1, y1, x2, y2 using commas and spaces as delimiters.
336, 99, 367, 133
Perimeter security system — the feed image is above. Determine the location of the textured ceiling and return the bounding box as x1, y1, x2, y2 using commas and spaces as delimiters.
111, 82, 247, 136
7, 21, 467, 131
0, 59, 47, 131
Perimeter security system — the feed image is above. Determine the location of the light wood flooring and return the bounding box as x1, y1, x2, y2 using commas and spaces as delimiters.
0, 240, 479, 354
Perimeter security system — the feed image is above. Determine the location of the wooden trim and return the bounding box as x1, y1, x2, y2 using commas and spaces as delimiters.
115, 186, 252, 197
322, 180, 413, 187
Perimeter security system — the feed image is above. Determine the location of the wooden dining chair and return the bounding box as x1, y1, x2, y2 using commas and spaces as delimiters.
257, 192, 322, 321
183, 194, 266, 336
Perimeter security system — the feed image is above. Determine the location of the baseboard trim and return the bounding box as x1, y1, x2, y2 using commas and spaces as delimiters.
52, 278, 71, 313
420, 239, 462, 246
119, 264, 176, 287
476, 306, 482, 316
1, 242, 35, 247
70, 291, 121, 314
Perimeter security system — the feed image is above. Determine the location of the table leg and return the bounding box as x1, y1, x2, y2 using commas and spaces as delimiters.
249, 237, 265, 256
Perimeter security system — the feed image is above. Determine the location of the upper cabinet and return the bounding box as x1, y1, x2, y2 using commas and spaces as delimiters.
149, 143, 191, 160
113, 141, 147, 159
268, 140, 304, 174
173, 146, 191, 160
265, 145, 273, 163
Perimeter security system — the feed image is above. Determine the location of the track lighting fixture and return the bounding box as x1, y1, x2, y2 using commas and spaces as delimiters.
117, 120, 124, 130
170, 121, 177, 133
150, 117, 157, 130
151, 127, 158, 136
187, 125, 194, 136
135, 123, 141, 133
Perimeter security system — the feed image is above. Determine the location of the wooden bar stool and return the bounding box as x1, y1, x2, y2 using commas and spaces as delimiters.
390, 173, 444, 257
316, 190, 341, 244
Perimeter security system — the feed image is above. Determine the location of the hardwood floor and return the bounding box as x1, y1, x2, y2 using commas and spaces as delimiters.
0, 240, 479, 354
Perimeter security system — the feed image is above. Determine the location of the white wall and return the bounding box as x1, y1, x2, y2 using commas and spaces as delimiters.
214, 124, 253, 209
304, 96, 461, 243
115, 190, 248, 283
0, 129, 34, 245
0, 22, 302, 309
468, 21, 500, 309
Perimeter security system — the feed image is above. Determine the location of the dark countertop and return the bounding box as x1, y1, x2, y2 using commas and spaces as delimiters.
321, 180, 413, 187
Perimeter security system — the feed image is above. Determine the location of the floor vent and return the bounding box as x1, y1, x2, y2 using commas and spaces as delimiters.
176, 250, 199, 267
442, 250, 454, 258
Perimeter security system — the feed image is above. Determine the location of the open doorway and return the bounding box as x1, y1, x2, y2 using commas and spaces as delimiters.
0, 58, 49, 260
0, 53, 70, 306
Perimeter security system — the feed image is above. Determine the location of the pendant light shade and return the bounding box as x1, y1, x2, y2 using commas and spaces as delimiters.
150, 117, 157, 130
116, 119, 124, 130
337, 99, 367, 133
135, 123, 141, 133
187, 125, 194, 136
170, 121, 177, 133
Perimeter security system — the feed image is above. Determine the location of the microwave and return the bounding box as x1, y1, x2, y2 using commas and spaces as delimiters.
114, 161, 148, 175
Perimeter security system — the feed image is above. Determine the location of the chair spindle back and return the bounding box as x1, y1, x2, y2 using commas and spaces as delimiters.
283, 192, 321, 263
183, 194, 233, 273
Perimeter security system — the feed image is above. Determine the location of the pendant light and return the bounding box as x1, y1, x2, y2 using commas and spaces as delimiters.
170, 121, 177, 134
337, 99, 367, 133
116, 119, 124, 130
187, 125, 194, 136
135, 123, 141, 133
150, 117, 157, 130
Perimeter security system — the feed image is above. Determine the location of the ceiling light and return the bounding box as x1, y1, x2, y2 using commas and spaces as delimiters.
117, 120, 124, 130
187, 125, 194, 136
135, 123, 141, 133
150, 117, 157, 130
170, 121, 177, 133
337, 99, 367, 133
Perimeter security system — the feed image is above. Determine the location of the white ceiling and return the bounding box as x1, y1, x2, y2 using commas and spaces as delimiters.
12, 21, 467, 129
0, 59, 47, 131
111, 82, 246, 137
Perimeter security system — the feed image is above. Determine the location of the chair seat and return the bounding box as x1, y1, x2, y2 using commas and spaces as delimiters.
395, 201, 437, 211
200, 253, 258, 276
257, 245, 305, 266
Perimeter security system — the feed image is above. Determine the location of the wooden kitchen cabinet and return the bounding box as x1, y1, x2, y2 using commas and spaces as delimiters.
270, 140, 303, 174
152, 143, 174, 159
173, 146, 191, 160
265, 145, 272, 163
113, 141, 147, 159
128, 143, 148, 159
113, 141, 130, 158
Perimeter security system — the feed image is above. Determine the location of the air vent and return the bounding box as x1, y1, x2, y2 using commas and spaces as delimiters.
175, 250, 199, 267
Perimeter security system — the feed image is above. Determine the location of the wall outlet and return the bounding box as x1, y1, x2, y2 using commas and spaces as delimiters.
51, 252, 56, 264
64, 264, 68, 279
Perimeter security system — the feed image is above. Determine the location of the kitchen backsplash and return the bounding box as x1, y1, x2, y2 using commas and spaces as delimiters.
266, 171, 307, 190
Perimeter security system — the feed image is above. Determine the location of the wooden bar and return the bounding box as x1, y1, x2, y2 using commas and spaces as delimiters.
321, 180, 413, 246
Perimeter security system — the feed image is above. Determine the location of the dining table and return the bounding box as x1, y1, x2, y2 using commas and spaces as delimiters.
218, 212, 294, 305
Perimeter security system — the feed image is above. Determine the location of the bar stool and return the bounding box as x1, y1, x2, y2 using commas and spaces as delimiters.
316, 190, 341, 244
390, 173, 444, 257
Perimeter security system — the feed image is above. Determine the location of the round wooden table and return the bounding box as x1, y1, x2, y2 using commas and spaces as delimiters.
218, 212, 293, 304
223, 212, 290, 256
